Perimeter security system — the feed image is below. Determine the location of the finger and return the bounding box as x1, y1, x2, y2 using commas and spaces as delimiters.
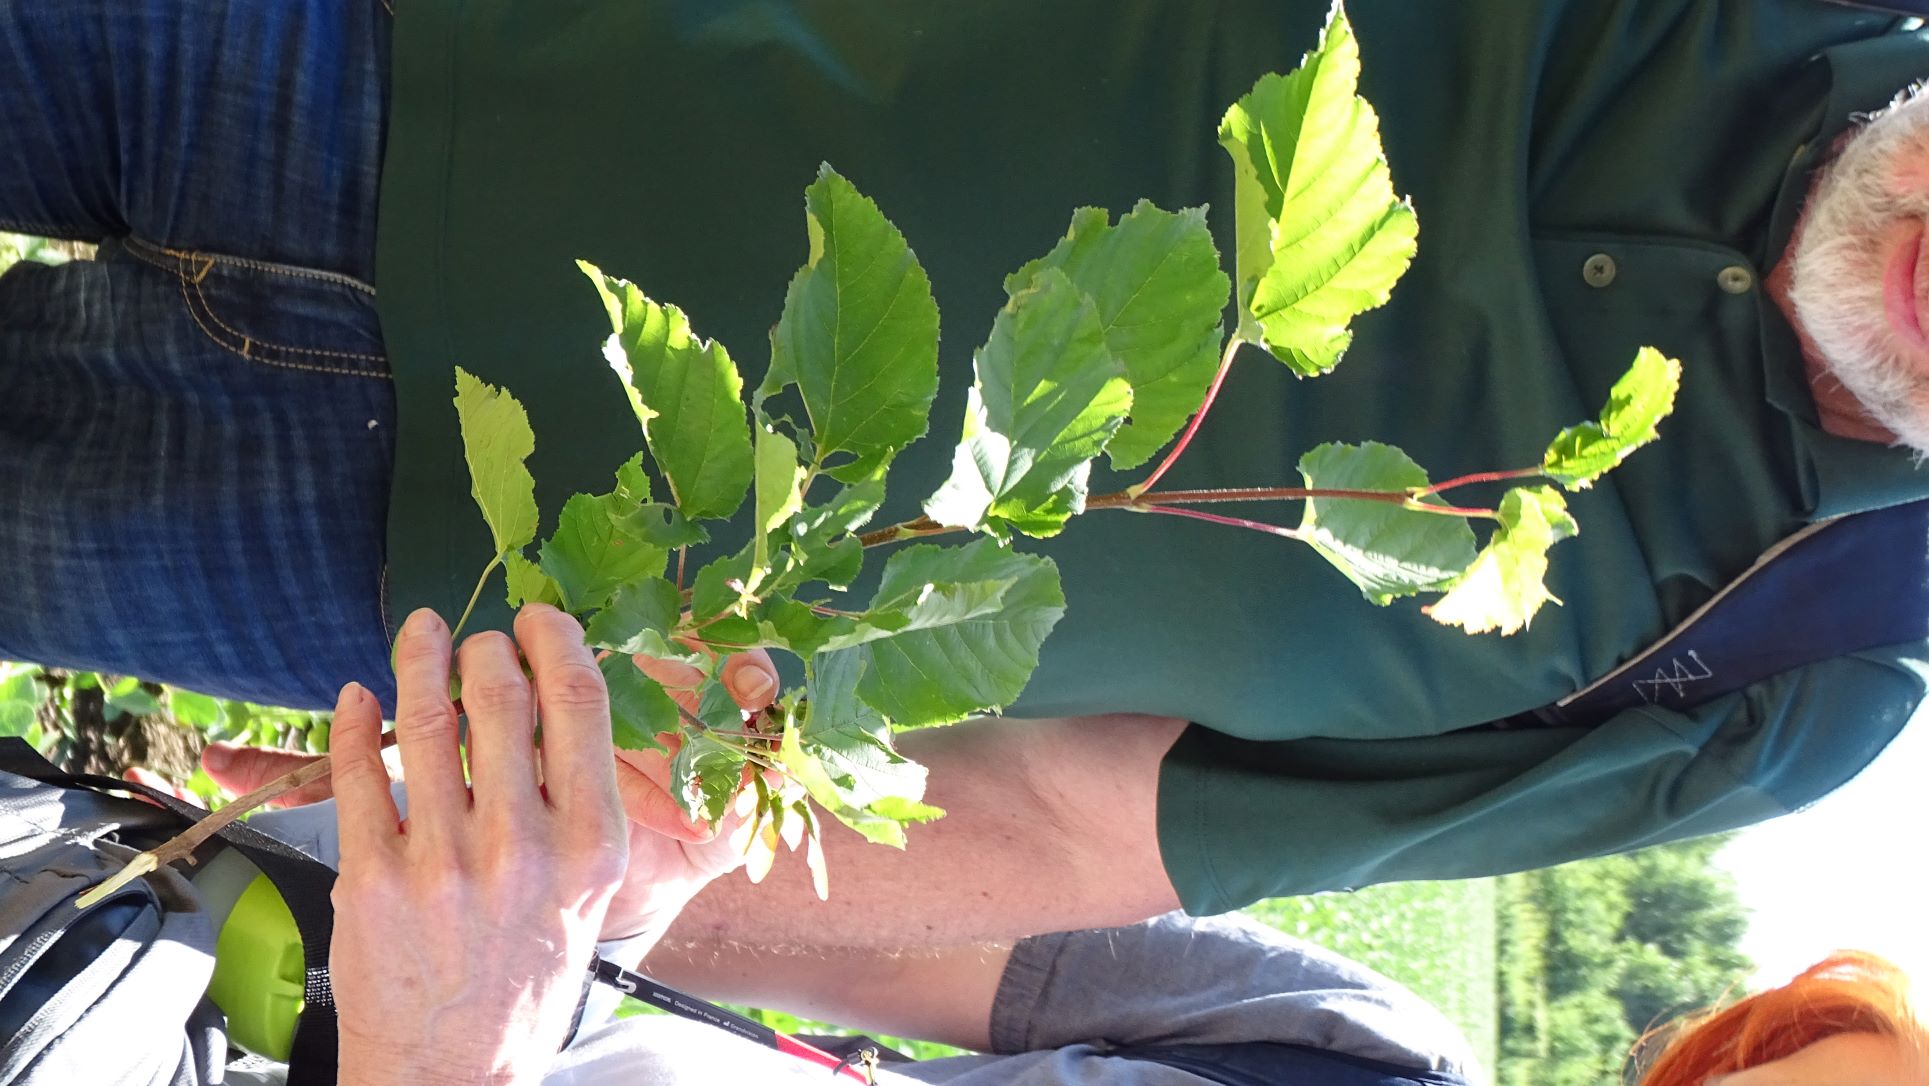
455, 629, 541, 813
389, 608, 470, 832
331, 681, 403, 853
632, 653, 704, 690
124, 767, 201, 808
515, 604, 622, 818
613, 744, 716, 843
719, 650, 779, 712
201, 743, 338, 806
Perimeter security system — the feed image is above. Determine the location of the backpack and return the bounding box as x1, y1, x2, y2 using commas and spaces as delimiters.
0, 739, 339, 1085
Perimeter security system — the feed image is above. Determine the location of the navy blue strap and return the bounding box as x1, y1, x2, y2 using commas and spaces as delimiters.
1506, 499, 1929, 729
1106, 1042, 1468, 1086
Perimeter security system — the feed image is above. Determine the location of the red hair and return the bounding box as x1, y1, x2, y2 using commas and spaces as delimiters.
1636, 952, 1925, 1086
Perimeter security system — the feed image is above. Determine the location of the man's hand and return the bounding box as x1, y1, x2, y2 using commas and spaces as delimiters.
597, 648, 779, 945
330, 605, 629, 1086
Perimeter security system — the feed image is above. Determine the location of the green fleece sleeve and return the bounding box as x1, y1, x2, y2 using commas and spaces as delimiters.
1158, 645, 1927, 913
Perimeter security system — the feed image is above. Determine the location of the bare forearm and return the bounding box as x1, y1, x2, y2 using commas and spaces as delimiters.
644, 937, 1015, 1051
660, 712, 1185, 951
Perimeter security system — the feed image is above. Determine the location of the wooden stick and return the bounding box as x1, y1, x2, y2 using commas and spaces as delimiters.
75, 731, 398, 910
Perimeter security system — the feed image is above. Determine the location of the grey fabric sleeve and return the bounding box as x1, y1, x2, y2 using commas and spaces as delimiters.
986, 913, 1470, 1071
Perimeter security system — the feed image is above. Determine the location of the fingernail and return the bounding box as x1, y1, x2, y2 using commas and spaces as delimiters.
403, 608, 445, 635
338, 681, 367, 708
729, 669, 776, 704
521, 600, 556, 614
201, 742, 235, 772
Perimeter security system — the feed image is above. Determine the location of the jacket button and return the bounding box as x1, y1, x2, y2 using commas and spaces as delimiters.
1717, 265, 1756, 294
1582, 253, 1617, 288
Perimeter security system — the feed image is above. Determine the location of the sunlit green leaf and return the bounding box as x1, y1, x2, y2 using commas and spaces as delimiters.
504, 553, 563, 608
453, 367, 540, 557
600, 653, 677, 754
778, 651, 940, 847
750, 426, 808, 591
923, 270, 1132, 539
761, 165, 940, 482
584, 263, 753, 519
1542, 347, 1683, 489
1006, 202, 1229, 469
539, 490, 669, 613
584, 577, 681, 654
1219, 7, 1416, 375
1298, 442, 1478, 605
849, 540, 1065, 727
671, 731, 745, 823
1426, 486, 1578, 635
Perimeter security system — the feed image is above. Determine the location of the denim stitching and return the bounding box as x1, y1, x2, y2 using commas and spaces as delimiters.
176, 272, 391, 378
118, 239, 392, 375
185, 275, 386, 364
152, 243, 376, 295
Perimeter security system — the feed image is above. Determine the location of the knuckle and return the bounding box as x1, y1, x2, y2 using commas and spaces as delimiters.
395, 701, 459, 741
460, 675, 532, 715
539, 661, 609, 711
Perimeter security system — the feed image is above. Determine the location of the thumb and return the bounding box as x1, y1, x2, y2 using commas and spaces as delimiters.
200, 742, 337, 807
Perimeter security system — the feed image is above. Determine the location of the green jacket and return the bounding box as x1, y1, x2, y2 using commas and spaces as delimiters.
376, 0, 1929, 911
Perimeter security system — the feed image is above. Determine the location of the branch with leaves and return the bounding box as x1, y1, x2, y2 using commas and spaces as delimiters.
94, 4, 1677, 904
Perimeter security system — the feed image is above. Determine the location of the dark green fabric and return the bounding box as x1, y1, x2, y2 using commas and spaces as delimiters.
375, 1, 1929, 911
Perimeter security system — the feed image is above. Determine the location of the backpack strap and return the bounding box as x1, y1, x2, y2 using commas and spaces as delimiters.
1818, 0, 1929, 17
0, 738, 341, 1085
1104, 1042, 1469, 1086
1505, 499, 1929, 729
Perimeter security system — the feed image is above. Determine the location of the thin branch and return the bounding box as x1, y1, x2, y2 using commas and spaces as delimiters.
1415, 467, 1544, 496
1137, 504, 1305, 539
77, 731, 401, 910
1131, 336, 1247, 497
451, 556, 503, 642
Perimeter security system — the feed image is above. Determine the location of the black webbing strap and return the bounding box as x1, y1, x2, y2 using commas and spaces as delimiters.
1819, 0, 1929, 16
0, 738, 340, 1084
1104, 1042, 1470, 1086
1503, 499, 1929, 729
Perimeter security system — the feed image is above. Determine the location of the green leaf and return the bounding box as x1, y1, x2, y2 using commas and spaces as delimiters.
750, 426, 808, 590
923, 270, 1132, 539
1006, 203, 1230, 469
849, 539, 1065, 727
1426, 486, 1578, 635
0, 701, 36, 739
1218, 8, 1417, 375
584, 577, 682, 654
670, 731, 745, 823
539, 491, 669, 613
769, 475, 886, 594
583, 263, 754, 519
504, 553, 563, 608
690, 545, 757, 622
166, 689, 222, 729
104, 684, 162, 720
761, 165, 941, 482
614, 504, 710, 550
778, 651, 939, 847
1542, 347, 1683, 489
1297, 442, 1478, 605
599, 653, 677, 753
453, 367, 540, 558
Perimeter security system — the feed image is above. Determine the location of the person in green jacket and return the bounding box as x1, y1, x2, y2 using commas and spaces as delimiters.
3, 0, 1928, 949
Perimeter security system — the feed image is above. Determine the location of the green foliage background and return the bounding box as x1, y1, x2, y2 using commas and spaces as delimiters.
2, 235, 1751, 1083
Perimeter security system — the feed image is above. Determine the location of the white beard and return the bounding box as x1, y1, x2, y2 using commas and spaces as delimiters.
1788, 85, 1929, 454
